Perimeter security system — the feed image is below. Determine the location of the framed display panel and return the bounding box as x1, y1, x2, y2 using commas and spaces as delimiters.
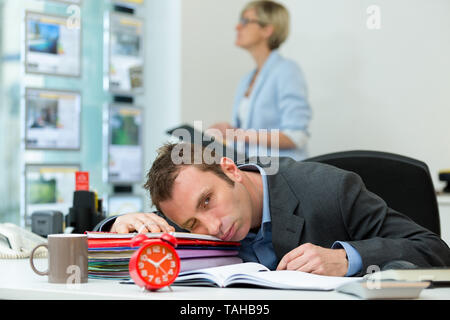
108, 194, 143, 216
112, 0, 144, 7
108, 104, 143, 184
24, 164, 80, 226
24, 88, 81, 150
50, 0, 83, 4
106, 12, 144, 94
25, 11, 81, 77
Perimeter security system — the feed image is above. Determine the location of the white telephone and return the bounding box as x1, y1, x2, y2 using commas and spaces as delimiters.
0, 223, 47, 259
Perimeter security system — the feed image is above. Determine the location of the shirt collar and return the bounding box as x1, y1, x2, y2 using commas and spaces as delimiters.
237, 163, 271, 228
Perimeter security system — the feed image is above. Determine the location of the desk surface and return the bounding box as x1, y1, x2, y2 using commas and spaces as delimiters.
438, 194, 450, 205
1, 259, 450, 300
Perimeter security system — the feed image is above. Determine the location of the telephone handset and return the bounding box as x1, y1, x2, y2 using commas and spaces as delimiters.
0, 223, 47, 259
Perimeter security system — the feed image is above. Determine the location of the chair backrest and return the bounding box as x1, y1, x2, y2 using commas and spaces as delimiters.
304, 150, 441, 235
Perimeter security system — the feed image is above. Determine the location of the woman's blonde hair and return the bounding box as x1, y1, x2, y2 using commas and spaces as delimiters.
241, 0, 290, 50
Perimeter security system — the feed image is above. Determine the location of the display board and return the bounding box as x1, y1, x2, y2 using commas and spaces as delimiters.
25, 88, 81, 150
108, 104, 143, 183
112, 0, 144, 6
25, 11, 81, 77
108, 194, 143, 216
50, 0, 83, 4
107, 12, 144, 93
24, 164, 80, 223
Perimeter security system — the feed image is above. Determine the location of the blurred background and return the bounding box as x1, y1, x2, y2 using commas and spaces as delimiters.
0, 0, 449, 233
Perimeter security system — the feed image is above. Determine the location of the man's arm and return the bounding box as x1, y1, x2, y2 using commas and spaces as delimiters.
275, 166, 450, 276
338, 171, 450, 275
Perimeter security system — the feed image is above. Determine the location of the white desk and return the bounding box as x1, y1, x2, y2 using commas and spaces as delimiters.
1, 259, 449, 300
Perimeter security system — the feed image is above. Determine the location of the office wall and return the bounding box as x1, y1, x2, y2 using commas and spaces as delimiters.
175, 0, 450, 188
144, 0, 181, 162
179, 0, 251, 130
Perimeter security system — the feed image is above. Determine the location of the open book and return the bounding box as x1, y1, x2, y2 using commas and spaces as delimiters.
173, 262, 361, 291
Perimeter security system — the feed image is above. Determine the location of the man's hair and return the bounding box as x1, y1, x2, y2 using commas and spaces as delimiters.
241, 0, 290, 50
144, 142, 234, 211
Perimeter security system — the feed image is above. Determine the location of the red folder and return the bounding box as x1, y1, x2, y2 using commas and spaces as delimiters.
86, 231, 240, 248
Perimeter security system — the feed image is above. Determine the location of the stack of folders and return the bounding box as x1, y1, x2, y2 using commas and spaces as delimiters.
86, 232, 242, 280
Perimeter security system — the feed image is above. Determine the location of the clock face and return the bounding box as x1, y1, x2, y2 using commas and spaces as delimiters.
134, 242, 180, 289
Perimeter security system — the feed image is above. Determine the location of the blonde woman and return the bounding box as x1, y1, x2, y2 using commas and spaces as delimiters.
210, 0, 312, 160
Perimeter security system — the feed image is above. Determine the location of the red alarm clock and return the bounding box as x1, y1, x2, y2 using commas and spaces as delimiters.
129, 233, 181, 291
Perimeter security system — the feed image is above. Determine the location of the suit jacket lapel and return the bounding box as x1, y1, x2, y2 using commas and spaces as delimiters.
267, 171, 305, 259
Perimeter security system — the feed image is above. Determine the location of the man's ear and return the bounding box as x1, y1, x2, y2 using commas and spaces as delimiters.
219, 157, 242, 182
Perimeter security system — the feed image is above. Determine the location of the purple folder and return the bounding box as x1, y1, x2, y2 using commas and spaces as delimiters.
180, 256, 243, 273
177, 249, 239, 259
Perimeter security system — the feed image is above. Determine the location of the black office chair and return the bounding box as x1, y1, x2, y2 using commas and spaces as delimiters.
304, 150, 441, 235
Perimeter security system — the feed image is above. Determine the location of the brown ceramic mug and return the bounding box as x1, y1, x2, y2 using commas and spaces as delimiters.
30, 234, 88, 284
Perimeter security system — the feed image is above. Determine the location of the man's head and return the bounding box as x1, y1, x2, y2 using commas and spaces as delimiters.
144, 142, 261, 241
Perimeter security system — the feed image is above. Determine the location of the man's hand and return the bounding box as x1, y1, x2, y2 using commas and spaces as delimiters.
276, 243, 349, 277
110, 212, 176, 234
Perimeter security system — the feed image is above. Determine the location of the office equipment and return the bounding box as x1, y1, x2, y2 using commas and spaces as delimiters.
75, 171, 89, 191
108, 194, 143, 216
128, 233, 180, 291
24, 164, 79, 226
304, 150, 441, 235
173, 262, 360, 290
31, 210, 63, 237
107, 104, 143, 184
439, 169, 450, 193
24, 88, 81, 150
25, 11, 81, 77
66, 191, 106, 233
366, 268, 450, 285
336, 279, 429, 299
0, 223, 47, 259
106, 12, 144, 93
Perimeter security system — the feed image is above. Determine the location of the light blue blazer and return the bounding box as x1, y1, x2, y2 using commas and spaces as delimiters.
232, 50, 312, 160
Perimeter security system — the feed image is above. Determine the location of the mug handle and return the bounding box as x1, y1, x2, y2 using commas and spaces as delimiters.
29, 243, 49, 276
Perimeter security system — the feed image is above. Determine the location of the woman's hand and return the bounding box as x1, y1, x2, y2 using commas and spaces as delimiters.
110, 212, 176, 234
207, 122, 234, 139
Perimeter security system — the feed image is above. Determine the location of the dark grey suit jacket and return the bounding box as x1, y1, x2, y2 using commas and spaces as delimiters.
265, 157, 450, 275
95, 157, 450, 276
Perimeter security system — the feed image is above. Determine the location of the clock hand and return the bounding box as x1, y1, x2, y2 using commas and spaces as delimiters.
158, 265, 168, 276
144, 258, 158, 267
155, 254, 171, 267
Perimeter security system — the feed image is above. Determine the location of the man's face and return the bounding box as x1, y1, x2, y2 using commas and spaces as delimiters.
159, 165, 254, 241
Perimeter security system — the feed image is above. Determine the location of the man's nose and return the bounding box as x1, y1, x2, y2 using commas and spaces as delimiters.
200, 215, 222, 237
